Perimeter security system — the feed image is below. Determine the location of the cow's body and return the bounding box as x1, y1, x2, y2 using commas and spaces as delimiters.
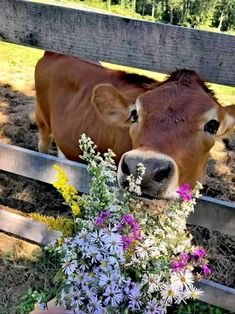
35, 52, 235, 200
35, 52, 156, 161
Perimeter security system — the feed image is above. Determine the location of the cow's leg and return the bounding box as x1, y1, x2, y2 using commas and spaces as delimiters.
38, 127, 53, 153
36, 102, 53, 153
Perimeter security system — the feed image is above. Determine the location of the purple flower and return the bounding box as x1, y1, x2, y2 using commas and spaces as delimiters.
96, 216, 104, 226
122, 235, 133, 250
117, 214, 142, 250
103, 285, 123, 307
177, 183, 193, 201
128, 285, 143, 311
171, 260, 185, 272
202, 264, 212, 276
96, 210, 111, 226
132, 224, 141, 240
87, 295, 103, 314
180, 252, 190, 262
192, 248, 206, 259
102, 210, 111, 218
122, 214, 136, 226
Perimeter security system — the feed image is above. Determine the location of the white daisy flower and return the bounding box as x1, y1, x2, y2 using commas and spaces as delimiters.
142, 273, 163, 293
184, 287, 203, 300
136, 238, 153, 260
171, 270, 194, 290
160, 284, 181, 305
103, 233, 122, 254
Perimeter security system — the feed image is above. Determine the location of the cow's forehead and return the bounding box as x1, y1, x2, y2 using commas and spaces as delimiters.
137, 81, 220, 119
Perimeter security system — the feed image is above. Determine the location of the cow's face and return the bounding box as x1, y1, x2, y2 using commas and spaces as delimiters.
92, 70, 235, 200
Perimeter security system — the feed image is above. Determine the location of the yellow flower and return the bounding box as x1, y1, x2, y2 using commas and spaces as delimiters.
71, 203, 80, 216
53, 165, 81, 217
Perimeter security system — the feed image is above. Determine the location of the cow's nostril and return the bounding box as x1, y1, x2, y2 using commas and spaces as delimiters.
121, 158, 130, 176
153, 165, 172, 183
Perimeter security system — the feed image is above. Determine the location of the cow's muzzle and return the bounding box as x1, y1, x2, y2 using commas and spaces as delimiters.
117, 150, 179, 200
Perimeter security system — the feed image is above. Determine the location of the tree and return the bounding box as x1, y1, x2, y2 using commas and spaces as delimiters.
212, 0, 235, 31
168, 0, 183, 24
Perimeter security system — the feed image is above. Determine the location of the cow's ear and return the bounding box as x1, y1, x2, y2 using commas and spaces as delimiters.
92, 84, 132, 127
216, 105, 235, 138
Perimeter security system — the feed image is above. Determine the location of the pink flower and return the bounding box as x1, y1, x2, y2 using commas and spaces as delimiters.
177, 183, 193, 201
192, 248, 206, 259
201, 264, 212, 276
121, 214, 136, 226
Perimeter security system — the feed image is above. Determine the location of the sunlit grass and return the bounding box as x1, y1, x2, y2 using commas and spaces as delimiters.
0, 41, 43, 92
0, 41, 234, 104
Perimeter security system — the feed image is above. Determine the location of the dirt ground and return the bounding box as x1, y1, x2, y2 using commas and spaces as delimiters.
0, 70, 234, 312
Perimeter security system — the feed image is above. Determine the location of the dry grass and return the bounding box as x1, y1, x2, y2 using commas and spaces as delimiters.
0, 233, 57, 314
190, 226, 235, 288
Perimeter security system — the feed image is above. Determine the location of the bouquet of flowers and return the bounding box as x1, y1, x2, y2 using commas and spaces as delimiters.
39, 134, 211, 314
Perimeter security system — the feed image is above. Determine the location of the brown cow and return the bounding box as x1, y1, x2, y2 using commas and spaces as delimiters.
35, 52, 235, 200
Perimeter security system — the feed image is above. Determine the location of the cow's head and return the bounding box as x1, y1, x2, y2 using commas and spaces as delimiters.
92, 70, 235, 200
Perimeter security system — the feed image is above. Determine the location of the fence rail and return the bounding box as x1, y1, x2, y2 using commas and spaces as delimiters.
0, 0, 235, 86
0, 0, 235, 312
1, 142, 235, 236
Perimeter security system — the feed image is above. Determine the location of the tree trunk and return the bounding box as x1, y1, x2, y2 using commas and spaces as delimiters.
170, 7, 173, 24
132, 0, 136, 13
218, 11, 224, 31
151, 2, 155, 18
181, 0, 186, 24
142, 0, 146, 16
107, 0, 111, 11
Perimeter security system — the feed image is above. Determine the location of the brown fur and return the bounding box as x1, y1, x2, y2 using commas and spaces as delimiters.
35, 52, 235, 189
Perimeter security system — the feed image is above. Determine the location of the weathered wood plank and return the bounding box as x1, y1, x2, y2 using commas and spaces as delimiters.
0, 0, 235, 86
0, 142, 91, 194
0, 208, 62, 245
188, 195, 235, 237
1, 143, 235, 236
196, 279, 235, 312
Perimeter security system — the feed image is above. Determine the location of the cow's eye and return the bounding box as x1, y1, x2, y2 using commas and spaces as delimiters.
204, 119, 220, 135
130, 109, 138, 123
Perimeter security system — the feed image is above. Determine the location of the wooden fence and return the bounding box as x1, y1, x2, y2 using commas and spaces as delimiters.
0, 0, 235, 312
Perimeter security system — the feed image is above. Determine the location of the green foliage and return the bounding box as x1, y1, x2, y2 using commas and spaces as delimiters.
16, 289, 40, 314
55, 0, 235, 30
174, 299, 229, 314
211, 0, 235, 31
14, 251, 61, 314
